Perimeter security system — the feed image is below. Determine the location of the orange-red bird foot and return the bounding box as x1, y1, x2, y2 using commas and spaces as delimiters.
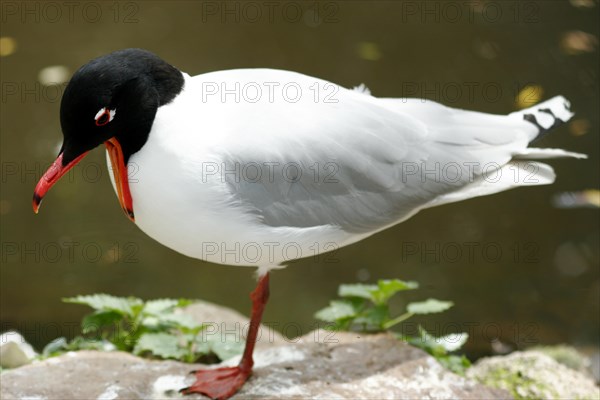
180, 273, 270, 399
180, 366, 251, 399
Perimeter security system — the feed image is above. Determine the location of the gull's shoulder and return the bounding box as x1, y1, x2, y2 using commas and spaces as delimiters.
185, 68, 374, 100
188, 68, 335, 84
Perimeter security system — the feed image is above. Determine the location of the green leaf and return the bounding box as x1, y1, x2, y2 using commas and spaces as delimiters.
338, 283, 377, 299
141, 299, 200, 331
142, 299, 179, 315
435, 332, 469, 352
175, 298, 194, 308
371, 279, 419, 305
81, 310, 124, 334
404, 327, 468, 357
64, 294, 143, 316
407, 299, 453, 315
437, 354, 471, 375
403, 327, 445, 357
190, 334, 211, 355
140, 315, 161, 329
159, 313, 203, 330
382, 312, 414, 330
339, 280, 418, 305
314, 300, 359, 322
66, 336, 116, 352
206, 336, 244, 361
352, 304, 389, 330
42, 337, 68, 357
133, 332, 186, 359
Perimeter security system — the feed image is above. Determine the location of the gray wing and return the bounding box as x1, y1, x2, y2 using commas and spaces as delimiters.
216, 96, 496, 234
217, 92, 537, 234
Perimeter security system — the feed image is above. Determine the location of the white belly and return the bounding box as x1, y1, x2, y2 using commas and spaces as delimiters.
110, 147, 352, 267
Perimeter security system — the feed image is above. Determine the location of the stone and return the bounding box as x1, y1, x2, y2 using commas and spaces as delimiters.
0, 332, 510, 400
530, 344, 595, 377
181, 300, 287, 348
467, 350, 600, 400
0, 331, 38, 368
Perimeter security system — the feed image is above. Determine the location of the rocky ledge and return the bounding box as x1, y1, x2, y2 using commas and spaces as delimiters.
1, 302, 598, 400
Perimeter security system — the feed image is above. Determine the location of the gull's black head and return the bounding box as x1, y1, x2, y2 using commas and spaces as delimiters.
34, 48, 184, 220
59, 48, 184, 164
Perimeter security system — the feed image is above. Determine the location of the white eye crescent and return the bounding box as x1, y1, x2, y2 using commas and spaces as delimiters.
94, 107, 116, 125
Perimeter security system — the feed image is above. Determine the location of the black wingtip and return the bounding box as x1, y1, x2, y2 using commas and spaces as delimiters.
525, 108, 568, 144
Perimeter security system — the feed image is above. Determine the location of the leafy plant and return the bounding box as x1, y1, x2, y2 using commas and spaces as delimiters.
402, 327, 471, 375
42, 294, 243, 363
315, 279, 471, 374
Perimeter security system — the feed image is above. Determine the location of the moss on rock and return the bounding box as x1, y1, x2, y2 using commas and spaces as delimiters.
531, 345, 592, 374
468, 351, 599, 400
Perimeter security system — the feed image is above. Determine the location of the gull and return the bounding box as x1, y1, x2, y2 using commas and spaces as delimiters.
32, 48, 585, 399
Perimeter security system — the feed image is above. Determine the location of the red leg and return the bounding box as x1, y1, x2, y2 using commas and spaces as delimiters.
180, 273, 270, 399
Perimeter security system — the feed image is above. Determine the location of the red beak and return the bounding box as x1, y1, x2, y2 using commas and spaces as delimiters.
33, 151, 89, 214
33, 137, 134, 222
104, 137, 135, 222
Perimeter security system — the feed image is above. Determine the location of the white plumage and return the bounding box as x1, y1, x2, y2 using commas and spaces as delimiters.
112, 69, 584, 270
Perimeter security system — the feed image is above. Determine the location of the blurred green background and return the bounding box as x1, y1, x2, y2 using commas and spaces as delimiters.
1, 1, 598, 359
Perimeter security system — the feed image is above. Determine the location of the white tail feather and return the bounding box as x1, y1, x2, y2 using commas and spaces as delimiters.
514, 148, 587, 159
426, 161, 556, 209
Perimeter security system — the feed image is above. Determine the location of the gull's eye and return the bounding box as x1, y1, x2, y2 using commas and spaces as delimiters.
94, 107, 116, 127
